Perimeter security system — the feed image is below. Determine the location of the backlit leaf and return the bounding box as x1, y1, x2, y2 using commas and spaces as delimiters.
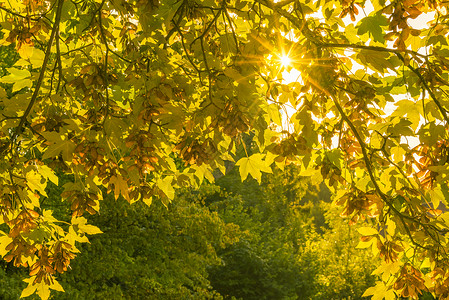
357, 227, 379, 236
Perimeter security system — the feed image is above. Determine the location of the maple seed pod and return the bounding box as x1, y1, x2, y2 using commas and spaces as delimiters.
360, 236, 372, 242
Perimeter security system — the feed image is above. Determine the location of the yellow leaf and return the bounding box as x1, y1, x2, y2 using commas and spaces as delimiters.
386, 216, 396, 236
362, 285, 377, 297
0, 233, 13, 257
29, 48, 45, 68
362, 281, 394, 300
20, 282, 37, 298
142, 196, 153, 207
193, 164, 214, 183
268, 104, 282, 126
12, 78, 33, 92
26, 170, 47, 197
357, 227, 378, 236
78, 224, 102, 235
0, 67, 30, 83
36, 281, 51, 300
356, 239, 374, 249
236, 153, 272, 183
72, 217, 102, 235
355, 176, 371, 193
0, 67, 33, 92
42, 210, 58, 223
429, 185, 445, 210
26, 190, 40, 208
38, 165, 58, 186
18, 44, 34, 59
384, 289, 396, 300
67, 227, 89, 244
382, 261, 400, 282
156, 176, 175, 200
49, 279, 64, 292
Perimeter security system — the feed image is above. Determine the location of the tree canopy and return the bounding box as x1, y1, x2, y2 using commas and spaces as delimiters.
0, 164, 379, 299
0, 0, 449, 298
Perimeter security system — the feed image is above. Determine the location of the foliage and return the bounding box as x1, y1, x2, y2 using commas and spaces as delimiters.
0, 261, 28, 300
0, 166, 379, 300
55, 194, 238, 299
1, 0, 449, 298
0, 185, 240, 299
208, 166, 378, 299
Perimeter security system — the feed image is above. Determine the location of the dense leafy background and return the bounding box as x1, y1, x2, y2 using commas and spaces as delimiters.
0, 165, 380, 299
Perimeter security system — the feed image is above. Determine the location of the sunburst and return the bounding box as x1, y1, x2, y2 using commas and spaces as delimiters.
279, 54, 292, 68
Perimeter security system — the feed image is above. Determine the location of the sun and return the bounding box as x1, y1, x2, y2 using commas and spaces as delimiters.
279, 55, 292, 67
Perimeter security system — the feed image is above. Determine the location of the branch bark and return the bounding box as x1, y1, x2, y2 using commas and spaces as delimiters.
14, 0, 65, 142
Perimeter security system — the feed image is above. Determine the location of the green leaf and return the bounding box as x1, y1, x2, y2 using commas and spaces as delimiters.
41, 132, 76, 162
23, 227, 51, 243
357, 14, 388, 43
356, 50, 394, 73
388, 118, 414, 136
104, 117, 126, 142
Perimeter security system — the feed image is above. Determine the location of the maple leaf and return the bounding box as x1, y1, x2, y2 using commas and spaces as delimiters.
72, 217, 102, 235
109, 175, 131, 202
236, 153, 273, 183
156, 176, 175, 200
26, 170, 47, 197
41, 132, 76, 162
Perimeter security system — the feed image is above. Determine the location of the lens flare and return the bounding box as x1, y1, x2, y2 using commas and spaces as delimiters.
279, 55, 291, 67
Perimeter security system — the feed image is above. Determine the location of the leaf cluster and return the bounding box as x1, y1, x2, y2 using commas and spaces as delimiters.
2, 0, 449, 298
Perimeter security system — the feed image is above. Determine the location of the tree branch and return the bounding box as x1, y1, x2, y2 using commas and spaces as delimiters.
0, 5, 40, 20
321, 43, 428, 59
13, 0, 64, 142
330, 89, 440, 252
396, 53, 449, 124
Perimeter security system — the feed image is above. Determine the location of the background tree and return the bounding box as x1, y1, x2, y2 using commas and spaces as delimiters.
0, 164, 380, 299
1, 0, 449, 298
208, 165, 379, 299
